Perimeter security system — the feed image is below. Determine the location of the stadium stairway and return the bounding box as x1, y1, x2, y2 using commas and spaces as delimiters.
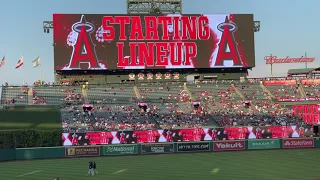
0, 86, 3, 104
82, 88, 89, 103
232, 84, 245, 100
28, 88, 33, 105
133, 85, 142, 100
298, 84, 307, 98
260, 82, 275, 99
183, 83, 194, 101
206, 114, 219, 127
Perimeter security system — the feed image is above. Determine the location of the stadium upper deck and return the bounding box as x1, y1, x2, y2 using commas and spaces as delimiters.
1, 77, 319, 132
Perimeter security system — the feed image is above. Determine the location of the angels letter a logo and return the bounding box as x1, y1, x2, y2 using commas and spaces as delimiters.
215, 16, 243, 67
68, 15, 101, 69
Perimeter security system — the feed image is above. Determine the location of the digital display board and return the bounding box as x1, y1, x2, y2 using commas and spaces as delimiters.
62, 125, 313, 146
53, 14, 255, 70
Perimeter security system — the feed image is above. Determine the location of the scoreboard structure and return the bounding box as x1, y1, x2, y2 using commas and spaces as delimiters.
127, 0, 182, 14
43, 0, 260, 84
53, 14, 255, 70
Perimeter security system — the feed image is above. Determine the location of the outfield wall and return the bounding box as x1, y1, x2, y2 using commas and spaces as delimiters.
1, 138, 320, 161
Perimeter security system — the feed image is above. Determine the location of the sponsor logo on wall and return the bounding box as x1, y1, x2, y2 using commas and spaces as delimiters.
66, 146, 100, 157
103, 145, 138, 155
177, 142, 210, 152
214, 141, 245, 151
282, 138, 314, 148
141, 143, 174, 154
247, 139, 280, 150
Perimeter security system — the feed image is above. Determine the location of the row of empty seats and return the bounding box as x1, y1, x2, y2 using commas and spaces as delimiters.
3, 80, 320, 106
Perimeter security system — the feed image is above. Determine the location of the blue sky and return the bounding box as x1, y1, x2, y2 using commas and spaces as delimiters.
0, 0, 319, 85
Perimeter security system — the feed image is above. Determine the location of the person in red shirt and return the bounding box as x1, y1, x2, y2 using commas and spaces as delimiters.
211, 128, 217, 140
99, 132, 113, 144
238, 127, 248, 139
148, 130, 160, 143
119, 131, 127, 144
132, 131, 143, 143
86, 132, 99, 145
299, 127, 305, 137
255, 127, 262, 139
281, 126, 291, 138
270, 126, 281, 139
193, 128, 205, 141
133, 130, 160, 143
166, 130, 173, 142
224, 127, 233, 140
179, 129, 193, 141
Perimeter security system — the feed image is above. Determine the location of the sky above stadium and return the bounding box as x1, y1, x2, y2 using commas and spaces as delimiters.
0, 0, 319, 85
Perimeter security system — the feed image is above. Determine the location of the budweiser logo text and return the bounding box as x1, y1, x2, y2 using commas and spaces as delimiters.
264, 56, 315, 64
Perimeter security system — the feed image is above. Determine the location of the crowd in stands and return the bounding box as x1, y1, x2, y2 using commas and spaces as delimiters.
2, 77, 319, 132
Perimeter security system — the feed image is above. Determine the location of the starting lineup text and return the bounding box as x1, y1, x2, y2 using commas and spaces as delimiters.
68, 15, 245, 68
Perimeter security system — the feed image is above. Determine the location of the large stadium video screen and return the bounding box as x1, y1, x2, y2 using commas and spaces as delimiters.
62, 125, 313, 146
53, 14, 255, 70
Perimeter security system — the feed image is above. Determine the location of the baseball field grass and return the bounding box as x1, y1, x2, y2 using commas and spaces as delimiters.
0, 148, 319, 180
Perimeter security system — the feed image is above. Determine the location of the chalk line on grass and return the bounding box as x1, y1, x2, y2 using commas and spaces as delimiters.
17, 170, 42, 177
112, 169, 128, 175
211, 168, 220, 174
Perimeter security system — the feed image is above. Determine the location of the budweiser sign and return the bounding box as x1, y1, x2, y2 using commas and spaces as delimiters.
283, 138, 314, 148
214, 141, 245, 151
264, 56, 315, 64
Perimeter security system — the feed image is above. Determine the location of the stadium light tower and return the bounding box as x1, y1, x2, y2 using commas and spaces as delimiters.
254, 21, 260, 32
127, 0, 182, 14
43, 21, 53, 33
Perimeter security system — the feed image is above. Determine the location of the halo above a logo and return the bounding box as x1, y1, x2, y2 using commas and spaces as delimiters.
217, 22, 237, 32
72, 15, 94, 33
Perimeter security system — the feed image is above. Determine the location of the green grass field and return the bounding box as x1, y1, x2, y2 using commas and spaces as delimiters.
0, 149, 319, 180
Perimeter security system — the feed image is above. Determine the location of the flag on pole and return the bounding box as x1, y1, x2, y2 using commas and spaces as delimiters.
15, 56, 24, 69
0, 56, 5, 67
32, 57, 41, 68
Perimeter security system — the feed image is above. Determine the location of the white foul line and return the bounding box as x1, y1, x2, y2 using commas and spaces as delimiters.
112, 169, 128, 175
17, 170, 42, 177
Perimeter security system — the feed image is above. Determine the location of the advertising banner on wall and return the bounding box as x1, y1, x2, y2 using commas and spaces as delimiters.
314, 138, 320, 148
214, 140, 245, 151
264, 80, 297, 86
176, 142, 210, 152
102, 144, 138, 155
282, 138, 314, 148
141, 143, 174, 154
247, 139, 280, 150
65, 146, 100, 157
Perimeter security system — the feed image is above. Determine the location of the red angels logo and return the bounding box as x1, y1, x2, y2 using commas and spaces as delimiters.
67, 15, 105, 70
215, 16, 244, 67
